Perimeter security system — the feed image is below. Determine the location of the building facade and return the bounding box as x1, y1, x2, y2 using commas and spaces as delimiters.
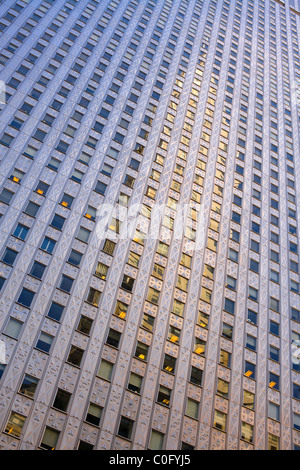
0, 0, 299, 451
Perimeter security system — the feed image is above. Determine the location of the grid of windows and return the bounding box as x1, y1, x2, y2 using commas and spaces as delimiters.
0, 0, 299, 451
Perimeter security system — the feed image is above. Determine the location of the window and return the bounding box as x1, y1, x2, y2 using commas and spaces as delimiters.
68, 250, 82, 266
228, 248, 238, 262
243, 390, 254, 409
17, 288, 34, 307
2, 248, 18, 265
47, 302, 64, 322
194, 337, 206, 355
86, 287, 101, 307
114, 301, 128, 319
53, 389, 71, 412
268, 402, 279, 421
97, 360, 113, 381
59, 275, 73, 293
121, 275, 134, 292
217, 379, 229, 398
40, 427, 60, 450
157, 385, 171, 406
141, 313, 154, 332
118, 417, 134, 440
213, 410, 226, 431
241, 422, 253, 443
270, 345, 279, 362
146, 286, 160, 304
77, 316, 92, 335
186, 398, 199, 419
269, 372, 279, 390
103, 239, 116, 255
4, 317, 22, 339
220, 349, 231, 368
294, 383, 300, 400
30, 261, 46, 279
19, 374, 38, 398
5, 411, 26, 438
244, 361, 255, 379
222, 323, 233, 339
48, 157, 61, 170
168, 325, 181, 344
190, 367, 202, 386
86, 403, 102, 426
24, 201, 40, 217
135, 341, 148, 361
95, 262, 108, 279
128, 373, 142, 393
50, 214, 65, 230
35, 181, 49, 196
106, 329, 121, 348
246, 334, 256, 351
60, 193, 74, 208
270, 320, 279, 336
224, 298, 235, 314
226, 275, 236, 289
67, 346, 84, 367
36, 332, 53, 353
270, 297, 279, 312
0, 188, 14, 204
13, 224, 29, 240
149, 430, 164, 450
77, 227, 91, 243
249, 286, 258, 301
41, 237, 56, 253
268, 434, 279, 450
95, 181, 107, 195
163, 353, 176, 373
247, 309, 257, 325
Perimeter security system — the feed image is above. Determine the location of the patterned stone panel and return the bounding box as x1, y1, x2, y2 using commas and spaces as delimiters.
210, 428, 226, 450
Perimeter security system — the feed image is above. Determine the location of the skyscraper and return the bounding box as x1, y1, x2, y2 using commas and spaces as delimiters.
0, 0, 299, 451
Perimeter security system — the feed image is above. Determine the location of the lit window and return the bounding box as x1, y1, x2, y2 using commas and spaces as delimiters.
5, 411, 26, 438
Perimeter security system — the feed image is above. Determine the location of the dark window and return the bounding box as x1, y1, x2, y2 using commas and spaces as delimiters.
41, 237, 56, 253
60, 193, 74, 208
35, 181, 49, 196
224, 298, 235, 314
106, 329, 121, 348
30, 261, 46, 279
24, 201, 40, 217
53, 389, 71, 412
67, 346, 84, 367
118, 417, 133, 440
17, 288, 35, 307
59, 275, 73, 293
77, 316, 93, 335
95, 181, 107, 195
0, 189, 14, 204
269, 372, 280, 390
163, 354, 176, 373
121, 275, 134, 292
245, 361, 255, 380
86, 404, 102, 426
78, 441, 94, 450
47, 302, 64, 322
157, 385, 171, 406
190, 367, 202, 386
68, 250, 82, 266
13, 224, 29, 240
2, 248, 18, 266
